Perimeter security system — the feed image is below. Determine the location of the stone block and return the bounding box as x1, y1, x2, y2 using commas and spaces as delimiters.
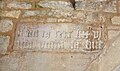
18, 52, 99, 71
14, 22, 107, 52
0, 52, 21, 71
0, 36, 10, 54
111, 16, 120, 25
0, 19, 13, 32
0, 0, 4, 9
38, 1, 73, 10
7, 1, 32, 9
22, 10, 50, 17
1, 10, 21, 18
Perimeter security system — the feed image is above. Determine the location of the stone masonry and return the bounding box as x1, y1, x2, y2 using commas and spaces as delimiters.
0, 0, 120, 71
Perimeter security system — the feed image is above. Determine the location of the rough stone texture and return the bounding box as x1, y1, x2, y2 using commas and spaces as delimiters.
113, 65, 120, 71
57, 18, 72, 23
108, 31, 120, 40
0, 36, 10, 54
48, 9, 75, 18
39, 1, 73, 10
0, 19, 13, 32
14, 23, 106, 53
23, 10, 50, 17
103, 0, 117, 13
0, 1, 4, 9
76, 0, 117, 13
18, 52, 99, 71
0, 52, 21, 71
1, 10, 21, 18
111, 16, 120, 25
7, 1, 32, 9
98, 33, 120, 71
0, 0, 120, 71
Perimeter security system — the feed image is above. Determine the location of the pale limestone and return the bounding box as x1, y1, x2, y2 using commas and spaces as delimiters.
48, 9, 75, 18
76, 1, 100, 11
58, 18, 72, 22
0, 19, 13, 32
0, 36, 10, 54
7, 1, 32, 9
103, 0, 117, 13
18, 52, 99, 71
0, 1, 4, 9
39, 1, 73, 10
76, 0, 117, 13
112, 16, 120, 25
47, 18, 57, 22
1, 10, 21, 18
113, 65, 120, 71
23, 10, 49, 17
0, 52, 21, 71
14, 23, 106, 52
108, 31, 120, 40
98, 35, 120, 71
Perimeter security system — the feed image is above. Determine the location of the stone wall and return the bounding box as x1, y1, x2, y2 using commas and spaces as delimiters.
0, 0, 120, 71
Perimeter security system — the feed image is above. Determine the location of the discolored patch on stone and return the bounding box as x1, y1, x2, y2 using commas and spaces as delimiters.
0, 36, 10, 54
0, 19, 13, 32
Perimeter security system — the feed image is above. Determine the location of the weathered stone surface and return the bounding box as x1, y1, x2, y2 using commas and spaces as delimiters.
48, 9, 76, 18
39, 1, 73, 10
111, 16, 120, 25
0, 0, 120, 71
1, 10, 21, 18
98, 34, 120, 71
48, 9, 105, 24
0, 1, 4, 9
0, 19, 13, 32
0, 36, 10, 54
38, 0, 117, 13
23, 10, 50, 17
108, 31, 120, 40
0, 51, 101, 71
14, 23, 106, 53
57, 18, 72, 23
119, 1, 120, 13
76, 0, 117, 13
76, 0, 102, 11
113, 65, 120, 71
20, 18, 47, 23
103, 0, 117, 13
18, 52, 100, 71
46, 18, 57, 22
0, 52, 21, 71
7, 1, 32, 9
85, 12, 105, 24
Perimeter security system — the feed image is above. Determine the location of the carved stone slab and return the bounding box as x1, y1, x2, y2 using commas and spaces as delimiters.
14, 22, 107, 53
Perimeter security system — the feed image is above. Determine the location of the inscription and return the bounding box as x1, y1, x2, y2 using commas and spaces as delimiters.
14, 24, 105, 52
